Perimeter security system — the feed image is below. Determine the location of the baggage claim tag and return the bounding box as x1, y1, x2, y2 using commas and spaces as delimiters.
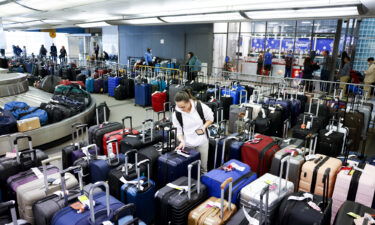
31, 167, 44, 179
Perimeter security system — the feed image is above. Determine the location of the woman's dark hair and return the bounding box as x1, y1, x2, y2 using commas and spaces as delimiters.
147, 48, 151, 53
174, 89, 195, 102
188, 52, 194, 57
304, 57, 312, 65
368, 57, 374, 62
344, 56, 351, 61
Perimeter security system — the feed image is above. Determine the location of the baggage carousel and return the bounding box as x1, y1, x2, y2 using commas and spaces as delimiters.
0, 68, 7, 74
0, 73, 29, 97
0, 87, 96, 155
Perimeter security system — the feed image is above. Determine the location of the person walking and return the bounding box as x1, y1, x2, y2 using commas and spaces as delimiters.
338, 56, 351, 95
320, 50, 333, 91
284, 50, 294, 78
39, 45, 47, 58
364, 57, 375, 94
172, 90, 214, 173
50, 43, 57, 62
186, 52, 201, 81
144, 48, 153, 66
257, 53, 264, 75
264, 49, 273, 75
59, 46, 67, 64
22, 46, 27, 58
94, 44, 100, 60
303, 57, 320, 92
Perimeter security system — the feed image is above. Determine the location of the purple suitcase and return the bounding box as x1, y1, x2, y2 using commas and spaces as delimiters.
94, 78, 104, 93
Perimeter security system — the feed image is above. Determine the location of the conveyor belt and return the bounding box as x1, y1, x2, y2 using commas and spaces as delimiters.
0, 73, 29, 97
0, 68, 8, 74
0, 87, 96, 155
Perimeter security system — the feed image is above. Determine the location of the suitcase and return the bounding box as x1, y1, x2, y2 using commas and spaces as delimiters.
88, 104, 123, 153
94, 78, 104, 93
333, 201, 375, 225
103, 75, 109, 93
51, 182, 125, 225
111, 204, 147, 225
214, 134, 245, 169
188, 177, 237, 225
85, 77, 94, 93
152, 91, 167, 112
228, 104, 252, 134
331, 162, 375, 223
325, 119, 349, 155
102, 116, 140, 156
120, 159, 156, 224
201, 159, 257, 204
240, 127, 280, 176
317, 128, 345, 157
62, 123, 89, 169
343, 111, 364, 152
108, 76, 121, 97
135, 83, 151, 107
122, 77, 135, 99
0, 107, 17, 135
0, 200, 31, 225
114, 84, 126, 100
155, 160, 207, 225
298, 154, 342, 198
221, 96, 233, 120
273, 120, 304, 149
16, 156, 78, 224
168, 84, 185, 104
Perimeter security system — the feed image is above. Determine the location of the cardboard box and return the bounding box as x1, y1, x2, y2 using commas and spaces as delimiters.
17, 117, 41, 132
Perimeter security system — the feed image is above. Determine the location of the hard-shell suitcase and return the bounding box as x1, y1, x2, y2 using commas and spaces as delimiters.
0, 200, 30, 225
241, 128, 280, 176
152, 91, 167, 112
51, 182, 125, 225
108, 76, 121, 97
94, 78, 104, 93
114, 84, 127, 100
135, 83, 151, 107
120, 159, 156, 224
331, 162, 375, 223
111, 204, 147, 225
333, 201, 375, 225
298, 153, 342, 198
215, 135, 245, 168
88, 104, 123, 153
343, 111, 364, 152
201, 159, 257, 204
317, 128, 345, 157
62, 123, 89, 169
16, 156, 78, 224
155, 160, 207, 225
188, 177, 237, 225
85, 77, 94, 93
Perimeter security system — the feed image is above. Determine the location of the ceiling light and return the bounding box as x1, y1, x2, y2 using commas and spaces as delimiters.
76, 22, 110, 28
5, 17, 37, 22
118, 18, 165, 25
161, 13, 244, 23
42, 19, 66, 24
301, 21, 312, 24
245, 6, 359, 19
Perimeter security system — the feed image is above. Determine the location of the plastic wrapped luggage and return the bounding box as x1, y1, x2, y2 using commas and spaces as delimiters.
16, 156, 78, 224
135, 83, 151, 107
333, 201, 375, 225
155, 160, 207, 225
51, 182, 125, 225
201, 159, 257, 204
188, 177, 237, 225
298, 153, 342, 198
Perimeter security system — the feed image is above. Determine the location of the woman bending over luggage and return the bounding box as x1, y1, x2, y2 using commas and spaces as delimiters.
172, 90, 214, 173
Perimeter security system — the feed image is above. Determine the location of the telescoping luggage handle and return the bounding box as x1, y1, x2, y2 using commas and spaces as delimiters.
136, 159, 151, 190
278, 153, 292, 196
122, 116, 133, 133
304, 133, 317, 157
60, 165, 84, 206
41, 156, 62, 193
243, 184, 270, 225
307, 97, 320, 117
83, 144, 99, 161
220, 177, 234, 219
0, 200, 18, 225
13, 135, 36, 165
96, 103, 108, 125
322, 168, 330, 211
124, 149, 138, 176
111, 203, 139, 225
89, 181, 111, 224
142, 119, 154, 143
218, 136, 240, 167
106, 139, 121, 166
187, 160, 201, 200
71, 123, 88, 146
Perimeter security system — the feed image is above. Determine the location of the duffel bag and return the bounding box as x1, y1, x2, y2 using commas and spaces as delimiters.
0, 108, 17, 135
51, 95, 86, 112
40, 103, 76, 123
18, 107, 48, 125
54, 84, 91, 106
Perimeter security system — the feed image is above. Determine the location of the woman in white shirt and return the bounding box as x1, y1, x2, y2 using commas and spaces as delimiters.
172, 90, 214, 173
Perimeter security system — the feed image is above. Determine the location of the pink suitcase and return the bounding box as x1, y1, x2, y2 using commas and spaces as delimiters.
331, 161, 375, 223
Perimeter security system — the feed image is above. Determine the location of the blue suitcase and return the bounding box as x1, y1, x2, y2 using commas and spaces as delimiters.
108, 76, 121, 97
135, 83, 151, 107
85, 77, 94, 93
0, 108, 17, 135
94, 78, 104, 93
157, 148, 200, 188
103, 76, 109, 93
221, 88, 247, 105
120, 160, 156, 224
113, 204, 146, 225
217, 135, 244, 166
201, 159, 257, 204
51, 182, 125, 225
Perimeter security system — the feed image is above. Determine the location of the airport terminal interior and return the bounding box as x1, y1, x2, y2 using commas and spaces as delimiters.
1, 0, 375, 224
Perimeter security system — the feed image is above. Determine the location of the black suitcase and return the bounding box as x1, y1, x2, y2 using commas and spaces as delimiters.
316, 129, 344, 157
107, 150, 148, 200
221, 96, 233, 120
292, 113, 320, 140
0, 200, 31, 224
88, 103, 122, 153
114, 84, 126, 100
333, 201, 375, 225
277, 168, 332, 225
62, 123, 88, 169
154, 160, 207, 225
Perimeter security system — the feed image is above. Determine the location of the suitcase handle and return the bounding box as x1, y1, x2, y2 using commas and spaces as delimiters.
219, 137, 239, 167
0, 200, 18, 225
42, 156, 62, 193
322, 168, 330, 210
122, 116, 133, 132
14, 135, 34, 163
72, 123, 88, 147
89, 181, 110, 224
278, 154, 292, 195
111, 204, 137, 225
60, 165, 84, 205
142, 119, 154, 143
106, 139, 120, 166
96, 102, 108, 125
215, 107, 224, 124
187, 160, 201, 199
124, 149, 138, 176
136, 159, 150, 190
220, 177, 233, 219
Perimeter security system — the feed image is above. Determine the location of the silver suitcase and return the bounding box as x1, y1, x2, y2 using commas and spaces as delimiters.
16, 156, 78, 224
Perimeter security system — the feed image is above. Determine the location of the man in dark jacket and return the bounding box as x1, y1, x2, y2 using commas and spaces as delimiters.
319, 50, 333, 91
39, 45, 47, 58
50, 43, 57, 62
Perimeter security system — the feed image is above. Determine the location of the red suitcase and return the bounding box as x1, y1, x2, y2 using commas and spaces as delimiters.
97, 69, 108, 76
152, 91, 167, 112
241, 131, 280, 176
102, 116, 139, 156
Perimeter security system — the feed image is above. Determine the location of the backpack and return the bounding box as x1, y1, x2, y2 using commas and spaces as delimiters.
195, 59, 202, 72
175, 101, 205, 134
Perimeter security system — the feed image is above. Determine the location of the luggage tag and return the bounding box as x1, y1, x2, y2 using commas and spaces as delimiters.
102, 221, 114, 225
264, 180, 277, 191
247, 138, 263, 144
176, 149, 190, 158
5, 152, 17, 158
324, 130, 333, 136
166, 183, 189, 193
205, 201, 221, 209
31, 167, 44, 179
230, 162, 245, 172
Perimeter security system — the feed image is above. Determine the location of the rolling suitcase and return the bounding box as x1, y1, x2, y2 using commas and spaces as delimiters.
85, 77, 94, 93
331, 162, 375, 223
120, 159, 156, 224
221, 95, 233, 120
16, 156, 78, 224
62, 123, 89, 169
155, 160, 207, 225
135, 83, 151, 107
239, 157, 294, 223
94, 78, 104, 93
273, 120, 304, 149
0, 200, 30, 225
201, 159, 257, 204
317, 127, 345, 157
152, 91, 167, 112
108, 76, 121, 97
188, 177, 237, 225
298, 154, 342, 198
88, 104, 123, 154
333, 201, 375, 225
0, 107, 17, 135
214, 134, 246, 170
240, 126, 280, 176
51, 182, 125, 225
111, 204, 147, 225
343, 110, 364, 152
114, 84, 127, 100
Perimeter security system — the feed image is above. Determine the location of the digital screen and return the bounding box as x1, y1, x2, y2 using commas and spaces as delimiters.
316, 38, 334, 52
252, 38, 264, 49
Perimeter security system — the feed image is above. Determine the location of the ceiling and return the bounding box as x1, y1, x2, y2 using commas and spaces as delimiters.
0, 0, 374, 30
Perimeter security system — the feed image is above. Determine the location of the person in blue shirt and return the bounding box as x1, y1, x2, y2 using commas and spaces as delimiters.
264, 49, 273, 75
144, 48, 153, 66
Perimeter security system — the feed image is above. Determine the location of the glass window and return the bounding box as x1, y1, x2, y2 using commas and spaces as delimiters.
314, 19, 338, 33
266, 21, 295, 33
297, 20, 313, 33
251, 21, 266, 33
228, 22, 240, 33
214, 23, 228, 33
212, 34, 227, 71
240, 22, 252, 33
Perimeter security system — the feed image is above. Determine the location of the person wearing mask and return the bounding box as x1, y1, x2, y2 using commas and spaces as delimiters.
144, 48, 153, 66
39, 45, 47, 58
94, 44, 100, 60
172, 90, 214, 173
22, 46, 27, 58
50, 43, 57, 62
186, 52, 201, 81
320, 50, 333, 91
59, 46, 67, 64
264, 49, 273, 75
257, 53, 264, 75
284, 50, 294, 78
337, 56, 351, 95
364, 57, 375, 94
